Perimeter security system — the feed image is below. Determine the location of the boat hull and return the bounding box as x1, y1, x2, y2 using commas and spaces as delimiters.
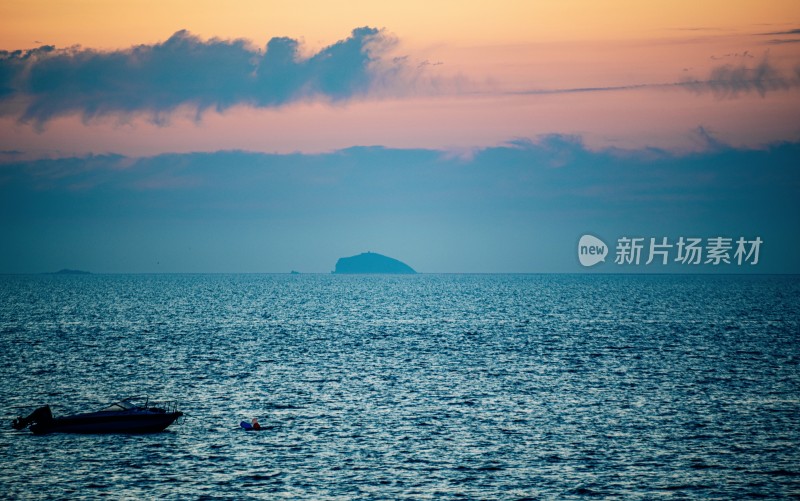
30, 411, 183, 434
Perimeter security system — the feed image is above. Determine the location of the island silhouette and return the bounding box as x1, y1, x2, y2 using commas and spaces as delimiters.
49, 269, 91, 275
333, 252, 416, 274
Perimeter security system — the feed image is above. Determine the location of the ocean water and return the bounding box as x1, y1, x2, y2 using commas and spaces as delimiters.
0, 273, 798, 499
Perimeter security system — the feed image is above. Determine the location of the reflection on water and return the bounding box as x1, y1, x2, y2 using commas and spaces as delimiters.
1, 274, 799, 498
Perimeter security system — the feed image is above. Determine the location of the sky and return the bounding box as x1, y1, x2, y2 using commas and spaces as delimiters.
1, 1, 799, 273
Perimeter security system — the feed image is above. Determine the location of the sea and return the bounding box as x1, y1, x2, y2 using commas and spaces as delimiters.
0, 273, 798, 499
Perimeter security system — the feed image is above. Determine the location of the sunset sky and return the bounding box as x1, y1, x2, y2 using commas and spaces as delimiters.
1, 1, 799, 273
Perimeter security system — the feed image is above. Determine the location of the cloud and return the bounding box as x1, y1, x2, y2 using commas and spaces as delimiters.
3, 137, 799, 272
632, 59, 798, 98
2, 29, 798, 131
755, 28, 800, 43
681, 58, 800, 98
492, 58, 799, 100
3, 136, 797, 212
759, 28, 800, 36
0, 28, 406, 127
690, 126, 728, 151
764, 39, 800, 45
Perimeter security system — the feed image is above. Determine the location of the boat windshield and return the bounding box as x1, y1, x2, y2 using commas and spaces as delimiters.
99, 400, 137, 412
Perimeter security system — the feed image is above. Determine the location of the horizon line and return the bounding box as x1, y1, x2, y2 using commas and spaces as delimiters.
2, 271, 797, 277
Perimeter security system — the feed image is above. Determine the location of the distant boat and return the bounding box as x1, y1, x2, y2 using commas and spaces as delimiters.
11, 397, 183, 434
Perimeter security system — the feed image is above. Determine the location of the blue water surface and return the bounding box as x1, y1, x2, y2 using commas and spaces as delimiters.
1, 274, 798, 499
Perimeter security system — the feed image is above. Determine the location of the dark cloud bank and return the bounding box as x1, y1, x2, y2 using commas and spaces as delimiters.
2, 29, 799, 126
0, 27, 397, 126
1, 137, 798, 273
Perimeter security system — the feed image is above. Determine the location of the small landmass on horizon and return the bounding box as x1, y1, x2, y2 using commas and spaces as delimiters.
49, 269, 91, 275
333, 252, 416, 274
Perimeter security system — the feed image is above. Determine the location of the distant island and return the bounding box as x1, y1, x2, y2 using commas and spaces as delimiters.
49, 269, 91, 275
334, 252, 416, 274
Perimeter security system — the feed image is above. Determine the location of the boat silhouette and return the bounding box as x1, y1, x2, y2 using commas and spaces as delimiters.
11, 397, 183, 434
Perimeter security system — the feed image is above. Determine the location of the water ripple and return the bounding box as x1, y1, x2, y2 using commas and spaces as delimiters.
1, 274, 798, 499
